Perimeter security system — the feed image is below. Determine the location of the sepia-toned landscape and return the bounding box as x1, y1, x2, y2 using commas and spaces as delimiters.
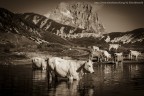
0, 0, 144, 96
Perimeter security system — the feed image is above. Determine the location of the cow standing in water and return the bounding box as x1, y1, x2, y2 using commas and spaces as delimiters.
109, 44, 121, 51
91, 49, 111, 62
129, 50, 141, 60
102, 50, 112, 61
46, 57, 94, 82
113, 52, 123, 64
32, 57, 47, 70
90, 50, 104, 62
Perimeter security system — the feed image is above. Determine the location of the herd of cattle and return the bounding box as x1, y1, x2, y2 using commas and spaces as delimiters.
91, 44, 142, 63
31, 44, 142, 81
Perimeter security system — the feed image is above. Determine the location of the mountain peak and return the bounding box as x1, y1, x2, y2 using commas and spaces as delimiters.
48, 2, 105, 35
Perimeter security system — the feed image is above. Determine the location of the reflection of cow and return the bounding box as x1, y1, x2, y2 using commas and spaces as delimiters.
32, 57, 47, 70
46, 57, 94, 81
114, 52, 123, 63
33, 70, 47, 81
129, 50, 141, 60
109, 44, 121, 51
48, 81, 79, 96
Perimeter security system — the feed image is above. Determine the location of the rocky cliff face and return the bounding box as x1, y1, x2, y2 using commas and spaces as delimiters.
47, 2, 105, 35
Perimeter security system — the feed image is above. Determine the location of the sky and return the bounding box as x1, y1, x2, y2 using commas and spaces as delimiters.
0, 0, 144, 32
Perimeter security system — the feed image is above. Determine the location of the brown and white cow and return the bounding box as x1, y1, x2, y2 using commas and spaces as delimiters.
46, 57, 94, 82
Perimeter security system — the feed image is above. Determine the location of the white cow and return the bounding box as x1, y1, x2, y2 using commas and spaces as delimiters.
114, 52, 123, 63
47, 57, 94, 81
91, 49, 111, 62
90, 50, 104, 62
129, 50, 141, 60
102, 50, 111, 61
32, 57, 47, 70
92, 46, 99, 51
109, 44, 121, 51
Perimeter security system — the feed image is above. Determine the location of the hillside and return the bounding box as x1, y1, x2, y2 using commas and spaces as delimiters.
103, 28, 144, 45
21, 13, 84, 38
0, 8, 73, 47
69, 28, 144, 49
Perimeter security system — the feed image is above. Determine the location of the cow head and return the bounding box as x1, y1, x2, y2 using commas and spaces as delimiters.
84, 60, 94, 73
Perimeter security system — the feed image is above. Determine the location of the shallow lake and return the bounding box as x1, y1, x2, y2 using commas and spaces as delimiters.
0, 62, 144, 96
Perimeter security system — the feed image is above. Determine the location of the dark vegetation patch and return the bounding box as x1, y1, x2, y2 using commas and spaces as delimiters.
0, 52, 27, 65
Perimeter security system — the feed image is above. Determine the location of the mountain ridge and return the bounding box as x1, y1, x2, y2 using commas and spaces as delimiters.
0, 8, 72, 46
0, 7, 144, 51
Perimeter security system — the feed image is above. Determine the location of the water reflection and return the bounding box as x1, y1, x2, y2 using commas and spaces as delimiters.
0, 65, 32, 96
1, 63, 144, 96
31, 63, 144, 96
49, 81, 79, 96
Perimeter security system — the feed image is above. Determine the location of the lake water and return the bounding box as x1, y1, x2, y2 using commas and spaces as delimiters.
0, 63, 144, 96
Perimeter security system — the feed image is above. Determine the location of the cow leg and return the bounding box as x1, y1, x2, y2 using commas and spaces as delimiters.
130, 54, 132, 60
136, 56, 138, 61
68, 69, 79, 81
67, 71, 74, 82
68, 75, 74, 82
42, 63, 46, 70
105, 57, 108, 61
47, 71, 52, 83
128, 54, 131, 60
42, 67, 45, 70
53, 69, 58, 82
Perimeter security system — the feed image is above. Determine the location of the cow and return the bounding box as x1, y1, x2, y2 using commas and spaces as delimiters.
32, 57, 47, 70
92, 46, 99, 51
91, 49, 111, 62
129, 50, 141, 60
90, 50, 104, 62
113, 52, 123, 64
102, 50, 111, 61
109, 44, 121, 51
46, 57, 94, 82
